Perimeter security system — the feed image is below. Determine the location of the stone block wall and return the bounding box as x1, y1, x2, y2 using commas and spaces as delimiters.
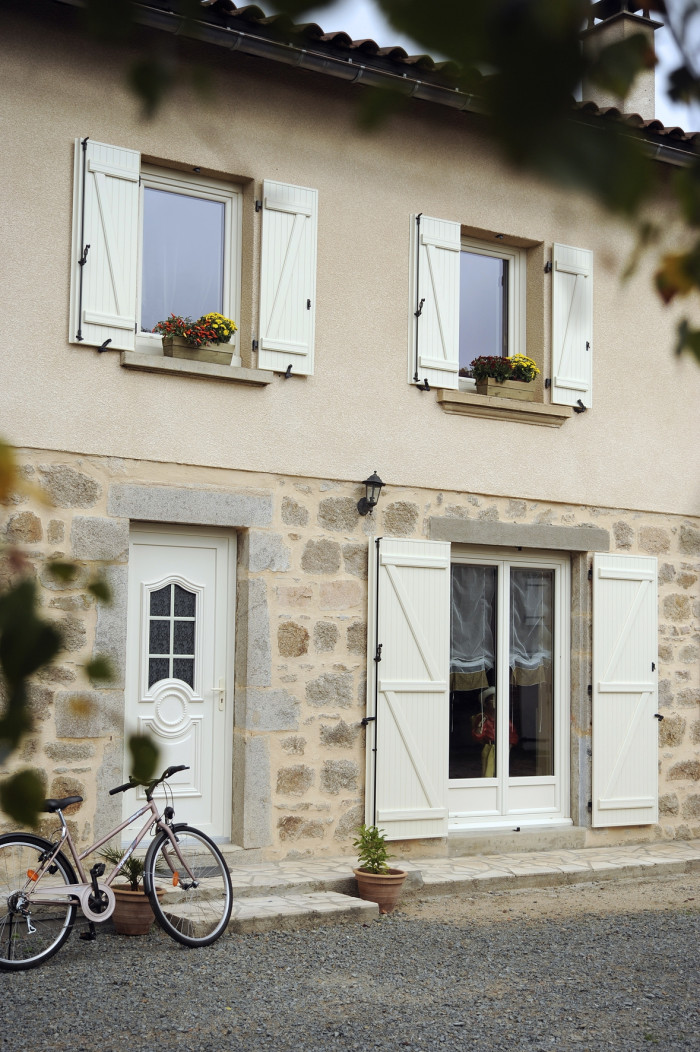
1, 449, 698, 855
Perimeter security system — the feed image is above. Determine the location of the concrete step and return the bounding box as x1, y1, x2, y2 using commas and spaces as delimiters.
228, 891, 378, 934
217, 839, 700, 935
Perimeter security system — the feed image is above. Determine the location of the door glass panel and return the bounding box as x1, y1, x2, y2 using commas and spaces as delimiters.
147, 582, 197, 688
141, 188, 225, 332
449, 564, 498, 779
509, 569, 554, 777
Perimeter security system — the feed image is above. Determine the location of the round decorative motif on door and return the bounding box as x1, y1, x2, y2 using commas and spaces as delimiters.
154, 688, 190, 736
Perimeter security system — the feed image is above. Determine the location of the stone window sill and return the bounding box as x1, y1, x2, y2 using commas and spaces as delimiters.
120, 351, 274, 386
437, 388, 573, 427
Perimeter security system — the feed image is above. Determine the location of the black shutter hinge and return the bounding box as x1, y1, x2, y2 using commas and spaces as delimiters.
78, 244, 90, 267
374, 644, 383, 663
588, 567, 593, 580
414, 297, 425, 318
416, 378, 430, 392
587, 684, 592, 696
573, 399, 587, 413
361, 715, 376, 726
544, 260, 552, 273
652, 661, 656, 671
252, 338, 259, 351
255, 200, 262, 212
545, 378, 551, 388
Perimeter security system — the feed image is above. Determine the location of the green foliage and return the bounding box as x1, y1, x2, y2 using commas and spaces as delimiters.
0, 437, 157, 827
353, 823, 392, 874
100, 844, 145, 891
0, 770, 45, 828
128, 734, 160, 787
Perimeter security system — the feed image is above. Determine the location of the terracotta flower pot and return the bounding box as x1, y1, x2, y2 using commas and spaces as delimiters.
111, 885, 164, 936
162, 335, 233, 366
354, 868, 407, 914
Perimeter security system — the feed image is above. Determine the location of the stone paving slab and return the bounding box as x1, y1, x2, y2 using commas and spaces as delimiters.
220, 839, 700, 932
228, 891, 378, 934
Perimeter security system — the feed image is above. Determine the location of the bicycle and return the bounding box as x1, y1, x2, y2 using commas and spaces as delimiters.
0, 764, 233, 970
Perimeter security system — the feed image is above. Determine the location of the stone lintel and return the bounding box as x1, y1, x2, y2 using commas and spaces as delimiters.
108, 484, 272, 528
429, 517, 610, 552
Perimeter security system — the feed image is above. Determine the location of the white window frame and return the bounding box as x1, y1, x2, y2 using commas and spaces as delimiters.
448, 546, 570, 830
458, 237, 526, 391
135, 165, 242, 357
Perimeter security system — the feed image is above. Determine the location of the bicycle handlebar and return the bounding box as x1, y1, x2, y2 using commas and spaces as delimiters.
108, 765, 190, 796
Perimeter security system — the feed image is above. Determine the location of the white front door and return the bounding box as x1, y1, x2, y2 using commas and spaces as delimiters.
123, 526, 235, 840
447, 551, 570, 829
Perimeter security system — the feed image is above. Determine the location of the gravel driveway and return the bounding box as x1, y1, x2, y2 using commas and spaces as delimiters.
1, 872, 698, 1052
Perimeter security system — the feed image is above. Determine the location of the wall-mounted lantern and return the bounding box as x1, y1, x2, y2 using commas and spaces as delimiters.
357, 471, 385, 516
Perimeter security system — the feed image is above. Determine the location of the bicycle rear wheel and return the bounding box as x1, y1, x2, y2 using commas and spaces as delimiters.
0, 834, 77, 971
144, 825, 232, 947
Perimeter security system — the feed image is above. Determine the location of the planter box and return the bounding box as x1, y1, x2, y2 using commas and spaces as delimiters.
162, 335, 234, 367
476, 378, 536, 401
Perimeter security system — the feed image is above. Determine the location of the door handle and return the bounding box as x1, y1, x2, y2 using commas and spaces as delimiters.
212, 679, 225, 712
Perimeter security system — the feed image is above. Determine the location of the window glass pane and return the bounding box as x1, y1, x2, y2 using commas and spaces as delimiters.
148, 658, 170, 688
150, 585, 171, 616
173, 585, 196, 617
449, 564, 498, 779
141, 188, 225, 332
173, 620, 195, 655
149, 619, 171, 655
459, 251, 508, 371
509, 569, 554, 778
172, 658, 194, 687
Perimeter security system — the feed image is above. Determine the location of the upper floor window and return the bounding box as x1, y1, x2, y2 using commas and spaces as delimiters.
459, 237, 525, 383
137, 167, 240, 354
68, 138, 318, 375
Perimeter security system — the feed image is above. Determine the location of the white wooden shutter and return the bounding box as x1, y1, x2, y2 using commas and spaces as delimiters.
551, 243, 593, 408
592, 553, 658, 827
69, 138, 140, 351
366, 537, 451, 840
259, 180, 317, 375
409, 215, 460, 390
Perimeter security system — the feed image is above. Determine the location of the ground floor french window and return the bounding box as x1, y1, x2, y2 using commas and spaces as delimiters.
366, 538, 659, 842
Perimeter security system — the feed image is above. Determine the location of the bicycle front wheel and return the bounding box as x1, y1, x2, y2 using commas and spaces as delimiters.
144, 825, 232, 947
0, 833, 77, 971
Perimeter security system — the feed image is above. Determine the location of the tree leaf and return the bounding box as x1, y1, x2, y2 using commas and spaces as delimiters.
128, 734, 159, 786
83, 655, 114, 683
0, 770, 45, 828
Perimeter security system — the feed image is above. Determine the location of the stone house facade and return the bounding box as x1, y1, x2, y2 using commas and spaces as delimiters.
1, 0, 699, 858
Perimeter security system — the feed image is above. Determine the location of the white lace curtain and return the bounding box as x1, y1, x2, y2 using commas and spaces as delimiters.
450, 565, 553, 690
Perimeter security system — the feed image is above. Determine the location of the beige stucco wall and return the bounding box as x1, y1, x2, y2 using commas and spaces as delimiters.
1, 8, 699, 520
2, 449, 698, 854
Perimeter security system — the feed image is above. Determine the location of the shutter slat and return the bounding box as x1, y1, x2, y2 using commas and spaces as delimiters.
551, 243, 593, 407
259, 180, 317, 375
69, 139, 140, 351
409, 215, 460, 390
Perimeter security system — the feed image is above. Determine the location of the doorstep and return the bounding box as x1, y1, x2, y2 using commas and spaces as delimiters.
220, 838, 700, 935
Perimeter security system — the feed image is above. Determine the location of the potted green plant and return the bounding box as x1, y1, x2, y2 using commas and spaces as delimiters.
352, 824, 407, 914
153, 312, 238, 366
469, 354, 540, 400
100, 846, 162, 936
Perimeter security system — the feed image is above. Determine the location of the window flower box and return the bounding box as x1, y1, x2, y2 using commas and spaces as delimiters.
162, 335, 236, 367
475, 377, 536, 401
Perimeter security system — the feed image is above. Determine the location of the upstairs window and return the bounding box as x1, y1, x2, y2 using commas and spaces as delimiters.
137, 167, 239, 353
459, 238, 524, 381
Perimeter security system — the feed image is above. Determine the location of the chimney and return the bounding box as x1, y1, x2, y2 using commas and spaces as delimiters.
581, 1, 664, 119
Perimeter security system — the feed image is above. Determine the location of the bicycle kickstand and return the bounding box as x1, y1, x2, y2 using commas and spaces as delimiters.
80, 921, 97, 941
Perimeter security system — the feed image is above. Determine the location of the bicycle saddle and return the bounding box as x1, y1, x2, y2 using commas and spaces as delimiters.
43, 796, 83, 812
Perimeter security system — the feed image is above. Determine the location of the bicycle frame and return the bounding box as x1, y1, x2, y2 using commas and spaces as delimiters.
22, 795, 194, 924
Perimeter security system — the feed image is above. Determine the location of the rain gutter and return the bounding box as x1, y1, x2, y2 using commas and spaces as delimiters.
54, 0, 695, 167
